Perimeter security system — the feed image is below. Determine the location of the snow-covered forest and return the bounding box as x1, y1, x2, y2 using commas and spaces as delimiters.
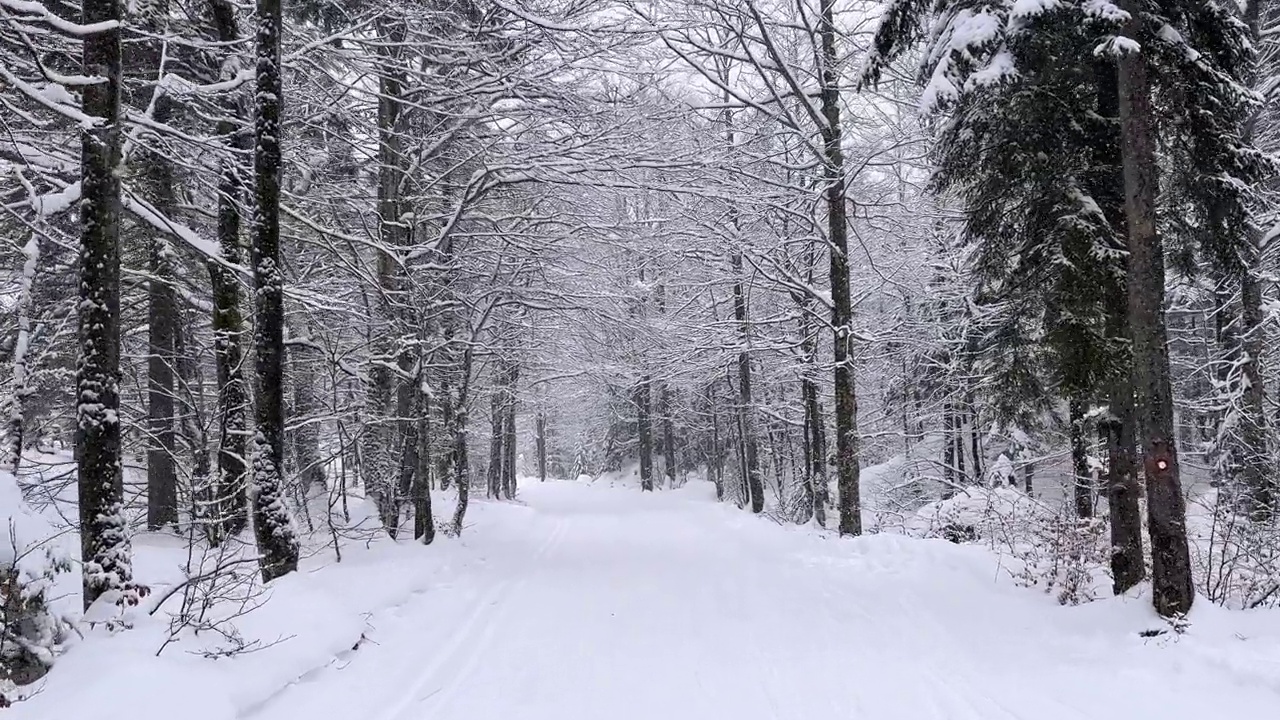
3, 0, 1280, 716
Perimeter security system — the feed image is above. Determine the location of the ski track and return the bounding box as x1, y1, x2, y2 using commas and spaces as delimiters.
245, 481, 1280, 720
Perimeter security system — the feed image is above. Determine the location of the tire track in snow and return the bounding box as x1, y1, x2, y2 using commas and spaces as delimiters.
373, 516, 571, 720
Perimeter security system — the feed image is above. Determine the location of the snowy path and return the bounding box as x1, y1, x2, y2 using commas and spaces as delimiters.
248, 481, 1280, 720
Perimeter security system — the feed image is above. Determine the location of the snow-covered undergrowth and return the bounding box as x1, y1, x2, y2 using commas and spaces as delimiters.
4, 481, 538, 719
869, 455, 1280, 610
1, 469, 71, 696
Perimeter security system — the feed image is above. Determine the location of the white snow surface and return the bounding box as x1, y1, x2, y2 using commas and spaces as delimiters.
13, 480, 1280, 719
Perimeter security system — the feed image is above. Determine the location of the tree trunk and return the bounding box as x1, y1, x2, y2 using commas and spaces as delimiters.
363, 15, 408, 530
637, 376, 654, 492
968, 402, 983, 482
7, 234, 39, 474
1095, 56, 1145, 593
1105, 382, 1145, 593
452, 346, 475, 533
503, 363, 519, 498
944, 400, 956, 487
1116, 16, 1194, 616
208, 0, 249, 543
78, 0, 132, 610
708, 383, 724, 501
412, 376, 434, 543
145, 251, 178, 531
730, 251, 763, 513
141, 4, 179, 532
250, 0, 300, 583
820, 0, 861, 535
290, 332, 326, 491
536, 411, 547, 482
1236, 0, 1274, 521
1070, 398, 1093, 518
437, 388, 454, 491
661, 384, 677, 488
487, 385, 504, 498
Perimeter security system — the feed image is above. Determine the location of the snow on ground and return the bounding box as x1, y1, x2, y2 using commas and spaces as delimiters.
13, 479, 1280, 719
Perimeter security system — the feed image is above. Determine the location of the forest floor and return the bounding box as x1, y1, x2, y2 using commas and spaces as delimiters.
17, 479, 1280, 719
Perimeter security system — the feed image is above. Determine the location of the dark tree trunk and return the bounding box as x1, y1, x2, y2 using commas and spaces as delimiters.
730, 252, 763, 512
452, 346, 475, 533
487, 387, 504, 498
1095, 57, 1145, 594
1070, 399, 1094, 518
1116, 15, 1194, 616
1105, 382, 1145, 593
412, 382, 434, 543
803, 379, 829, 527
661, 384, 677, 488
536, 411, 547, 482
708, 383, 724, 501
208, 0, 249, 542
1238, 263, 1273, 520
291, 335, 326, 491
393, 385, 418, 541
968, 402, 983, 482
637, 376, 654, 492
143, 129, 178, 532
1236, 0, 1274, 521
821, 0, 860, 535
7, 232, 37, 474
250, 0, 299, 583
364, 15, 408, 532
78, 0, 132, 610
503, 364, 519, 498
135, 0, 179, 531
437, 390, 454, 491
943, 404, 955, 488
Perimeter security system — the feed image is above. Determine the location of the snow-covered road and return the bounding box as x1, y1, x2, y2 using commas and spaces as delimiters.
248, 481, 1280, 720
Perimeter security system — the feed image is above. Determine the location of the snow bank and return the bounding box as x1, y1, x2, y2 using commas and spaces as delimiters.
8, 494, 532, 719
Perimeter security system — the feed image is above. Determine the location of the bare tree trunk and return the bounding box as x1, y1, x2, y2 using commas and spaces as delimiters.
1236, 0, 1274, 520
707, 383, 724, 501
437, 389, 454, 491
250, 0, 300, 582
968, 400, 983, 482
413, 396, 434, 543
730, 251, 763, 513
820, 0, 861, 535
503, 363, 519, 498
1105, 381, 1145, 593
487, 385, 504, 498
536, 410, 547, 482
637, 376, 654, 492
78, 0, 132, 609
364, 15, 408, 530
208, 0, 249, 542
1117, 13, 1194, 615
944, 404, 956, 488
1094, 58, 1145, 594
7, 233, 38, 474
141, 2, 178, 531
1070, 399, 1093, 518
661, 384, 677, 488
290, 330, 326, 491
452, 345, 475, 533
